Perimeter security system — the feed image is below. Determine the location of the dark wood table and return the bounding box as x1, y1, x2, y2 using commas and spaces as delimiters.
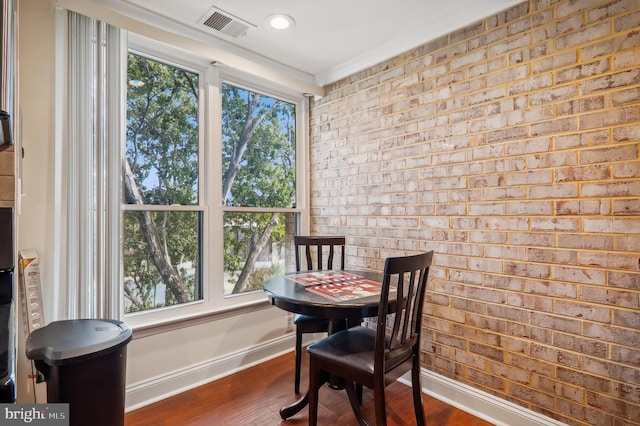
264, 270, 393, 420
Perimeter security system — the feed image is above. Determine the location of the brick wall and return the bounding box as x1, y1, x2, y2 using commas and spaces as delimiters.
308, 0, 640, 425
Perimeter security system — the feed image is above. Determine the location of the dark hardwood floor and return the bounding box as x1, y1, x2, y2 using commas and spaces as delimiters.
125, 350, 494, 426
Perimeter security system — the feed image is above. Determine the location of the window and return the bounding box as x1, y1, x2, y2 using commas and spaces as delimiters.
124, 53, 203, 314
122, 37, 306, 322
221, 83, 298, 296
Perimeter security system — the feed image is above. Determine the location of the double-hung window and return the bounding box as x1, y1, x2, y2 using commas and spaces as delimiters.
123, 52, 203, 316
122, 35, 306, 326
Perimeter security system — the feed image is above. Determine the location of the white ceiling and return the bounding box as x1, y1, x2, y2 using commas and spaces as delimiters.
91, 0, 524, 86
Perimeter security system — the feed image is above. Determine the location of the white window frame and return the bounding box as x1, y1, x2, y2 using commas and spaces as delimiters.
122, 33, 309, 329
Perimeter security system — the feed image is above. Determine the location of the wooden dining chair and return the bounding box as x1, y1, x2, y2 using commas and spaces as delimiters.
307, 251, 434, 426
292, 235, 346, 393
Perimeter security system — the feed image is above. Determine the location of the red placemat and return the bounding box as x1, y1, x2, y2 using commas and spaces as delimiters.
306, 279, 384, 302
287, 271, 363, 286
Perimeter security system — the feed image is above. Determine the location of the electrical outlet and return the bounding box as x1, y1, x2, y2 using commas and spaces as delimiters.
285, 312, 294, 333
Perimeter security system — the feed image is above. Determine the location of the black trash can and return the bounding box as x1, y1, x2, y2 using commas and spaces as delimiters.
26, 319, 132, 426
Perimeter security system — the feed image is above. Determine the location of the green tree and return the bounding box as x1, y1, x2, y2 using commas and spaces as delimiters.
124, 54, 199, 312
221, 84, 296, 294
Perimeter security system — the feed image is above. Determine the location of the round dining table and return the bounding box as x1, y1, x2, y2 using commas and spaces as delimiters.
263, 269, 394, 420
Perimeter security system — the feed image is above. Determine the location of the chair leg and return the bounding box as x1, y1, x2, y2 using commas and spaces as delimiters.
295, 328, 302, 393
412, 359, 426, 426
373, 383, 387, 426
345, 381, 370, 426
308, 358, 329, 426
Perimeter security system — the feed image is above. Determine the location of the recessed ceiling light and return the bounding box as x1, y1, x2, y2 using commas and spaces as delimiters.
267, 14, 295, 30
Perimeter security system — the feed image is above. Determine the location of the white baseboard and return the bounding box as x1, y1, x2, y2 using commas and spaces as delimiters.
126, 339, 565, 426
124, 334, 295, 412
410, 369, 567, 426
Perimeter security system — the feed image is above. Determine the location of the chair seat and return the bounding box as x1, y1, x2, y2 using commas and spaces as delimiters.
307, 326, 377, 375
293, 314, 329, 332
293, 313, 328, 325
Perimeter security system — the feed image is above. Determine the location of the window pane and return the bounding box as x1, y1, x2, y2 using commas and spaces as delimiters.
221, 83, 296, 208
126, 53, 199, 206
223, 211, 297, 295
124, 211, 202, 313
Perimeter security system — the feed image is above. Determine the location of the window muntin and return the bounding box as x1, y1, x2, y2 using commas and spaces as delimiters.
124, 53, 202, 314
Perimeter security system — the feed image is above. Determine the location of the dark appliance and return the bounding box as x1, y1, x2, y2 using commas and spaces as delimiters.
0, 206, 15, 402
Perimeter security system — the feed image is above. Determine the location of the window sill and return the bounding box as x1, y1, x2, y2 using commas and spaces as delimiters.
128, 298, 273, 339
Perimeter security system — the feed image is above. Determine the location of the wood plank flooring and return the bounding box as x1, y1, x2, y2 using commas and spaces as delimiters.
125, 351, 494, 426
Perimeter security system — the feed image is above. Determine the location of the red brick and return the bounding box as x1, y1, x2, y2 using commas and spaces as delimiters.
555, 21, 611, 50
528, 280, 578, 298
532, 311, 582, 334
489, 360, 531, 384
507, 201, 554, 215
470, 342, 505, 362
556, 0, 605, 18
530, 85, 579, 106
583, 31, 640, 62
556, 399, 615, 426
612, 86, 640, 108
556, 199, 611, 215
557, 95, 607, 117
584, 217, 640, 233
510, 383, 557, 411
558, 233, 614, 250
614, 9, 640, 32
587, 390, 640, 418
511, 352, 555, 377
614, 49, 640, 70
554, 129, 609, 149
505, 261, 551, 279
506, 137, 552, 155
531, 217, 581, 231
531, 343, 581, 368
556, 59, 611, 84
531, 117, 577, 136
555, 299, 612, 323
578, 251, 640, 271
533, 51, 577, 74
579, 106, 640, 130
581, 69, 640, 95
552, 266, 606, 285
611, 344, 640, 365
583, 322, 640, 348
557, 366, 612, 393
613, 309, 640, 328
579, 285, 639, 309
607, 271, 640, 290
467, 368, 507, 391
588, 0, 639, 22
529, 183, 579, 199
527, 247, 577, 265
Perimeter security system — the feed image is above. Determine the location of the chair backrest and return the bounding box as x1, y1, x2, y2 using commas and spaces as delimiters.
375, 251, 434, 372
294, 236, 346, 272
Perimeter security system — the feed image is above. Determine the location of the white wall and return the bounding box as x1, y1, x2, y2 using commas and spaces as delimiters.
16, 0, 57, 404
17, 0, 294, 410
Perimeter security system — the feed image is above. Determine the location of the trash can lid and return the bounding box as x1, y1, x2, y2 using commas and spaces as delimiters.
26, 319, 132, 365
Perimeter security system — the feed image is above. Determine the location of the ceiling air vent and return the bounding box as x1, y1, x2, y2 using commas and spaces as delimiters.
200, 7, 255, 38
